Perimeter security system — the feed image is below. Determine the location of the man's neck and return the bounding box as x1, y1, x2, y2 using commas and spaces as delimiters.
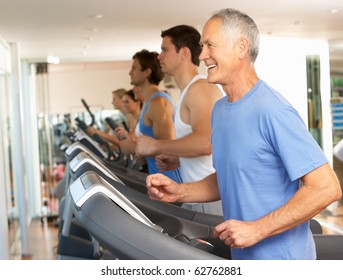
133, 106, 141, 119
140, 83, 160, 103
222, 69, 259, 102
173, 65, 199, 92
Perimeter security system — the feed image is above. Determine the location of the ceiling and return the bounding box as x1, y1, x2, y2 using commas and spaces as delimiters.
0, 0, 343, 72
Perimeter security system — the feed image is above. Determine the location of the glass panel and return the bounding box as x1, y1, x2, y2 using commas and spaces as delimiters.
306, 55, 323, 148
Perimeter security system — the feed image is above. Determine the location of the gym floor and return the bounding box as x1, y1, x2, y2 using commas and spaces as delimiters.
9, 217, 59, 260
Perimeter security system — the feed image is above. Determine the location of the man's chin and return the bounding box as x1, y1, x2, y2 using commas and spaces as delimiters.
206, 75, 218, 85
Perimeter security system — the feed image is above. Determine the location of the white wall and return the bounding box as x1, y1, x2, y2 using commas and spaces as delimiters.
48, 60, 181, 115
48, 61, 132, 114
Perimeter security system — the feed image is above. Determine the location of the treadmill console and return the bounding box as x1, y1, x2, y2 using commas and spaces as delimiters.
69, 171, 163, 233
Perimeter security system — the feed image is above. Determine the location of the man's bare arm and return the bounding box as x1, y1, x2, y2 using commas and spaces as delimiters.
147, 172, 221, 203
149, 96, 176, 140
137, 81, 222, 157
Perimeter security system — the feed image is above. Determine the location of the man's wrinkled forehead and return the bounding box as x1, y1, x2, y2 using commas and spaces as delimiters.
200, 18, 223, 43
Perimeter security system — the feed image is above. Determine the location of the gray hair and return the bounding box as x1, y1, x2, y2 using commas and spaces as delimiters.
211, 8, 259, 63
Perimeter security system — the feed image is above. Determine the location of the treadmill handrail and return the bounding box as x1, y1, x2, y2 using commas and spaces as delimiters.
70, 172, 163, 233
70, 151, 124, 185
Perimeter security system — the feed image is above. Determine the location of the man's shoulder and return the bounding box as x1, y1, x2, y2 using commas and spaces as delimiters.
185, 78, 222, 100
148, 92, 173, 110
149, 91, 170, 102
189, 77, 209, 88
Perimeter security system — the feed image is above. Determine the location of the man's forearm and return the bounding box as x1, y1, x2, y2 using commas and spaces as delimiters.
156, 132, 212, 158
179, 172, 220, 203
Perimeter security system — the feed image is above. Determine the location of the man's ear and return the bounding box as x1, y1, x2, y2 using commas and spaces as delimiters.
180, 47, 191, 61
237, 37, 249, 60
144, 67, 152, 78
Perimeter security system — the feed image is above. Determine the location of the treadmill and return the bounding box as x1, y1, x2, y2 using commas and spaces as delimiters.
61, 137, 343, 260
69, 171, 226, 260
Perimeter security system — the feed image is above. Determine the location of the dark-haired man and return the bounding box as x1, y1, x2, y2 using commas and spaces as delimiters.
126, 49, 182, 182
136, 26, 223, 215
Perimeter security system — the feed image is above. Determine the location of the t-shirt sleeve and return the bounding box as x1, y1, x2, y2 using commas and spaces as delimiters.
267, 106, 328, 181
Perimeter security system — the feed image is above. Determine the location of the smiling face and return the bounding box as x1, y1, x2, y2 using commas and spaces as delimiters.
122, 94, 139, 113
199, 18, 239, 86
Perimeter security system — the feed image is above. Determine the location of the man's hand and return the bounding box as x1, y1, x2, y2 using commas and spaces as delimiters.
136, 133, 158, 157
156, 154, 180, 171
146, 173, 180, 203
213, 219, 263, 249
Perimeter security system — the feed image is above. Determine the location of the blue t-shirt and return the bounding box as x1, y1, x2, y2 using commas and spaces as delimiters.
140, 91, 182, 183
211, 80, 328, 260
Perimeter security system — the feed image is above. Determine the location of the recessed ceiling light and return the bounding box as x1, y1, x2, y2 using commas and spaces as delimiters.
47, 56, 60, 64
330, 9, 338, 14
89, 14, 103, 19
